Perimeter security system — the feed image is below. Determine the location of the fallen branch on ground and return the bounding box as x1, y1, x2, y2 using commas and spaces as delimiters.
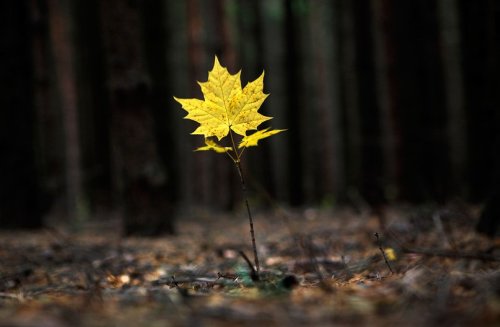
402, 247, 500, 262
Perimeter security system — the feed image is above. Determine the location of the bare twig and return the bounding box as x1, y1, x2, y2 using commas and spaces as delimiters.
374, 232, 394, 274
216, 272, 238, 281
401, 247, 500, 262
171, 276, 189, 297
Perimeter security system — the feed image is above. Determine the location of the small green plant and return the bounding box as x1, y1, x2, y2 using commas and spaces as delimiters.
174, 56, 285, 280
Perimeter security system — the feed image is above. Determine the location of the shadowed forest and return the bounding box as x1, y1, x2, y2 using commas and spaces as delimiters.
1, 0, 500, 326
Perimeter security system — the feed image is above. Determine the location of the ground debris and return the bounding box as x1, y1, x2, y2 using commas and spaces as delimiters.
0, 206, 499, 326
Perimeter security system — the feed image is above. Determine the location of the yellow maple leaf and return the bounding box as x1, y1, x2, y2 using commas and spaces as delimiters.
174, 56, 274, 141
195, 138, 232, 153
239, 128, 286, 148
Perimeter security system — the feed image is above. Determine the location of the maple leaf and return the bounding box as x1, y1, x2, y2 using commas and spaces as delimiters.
195, 138, 231, 153
239, 128, 286, 148
174, 56, 278, 143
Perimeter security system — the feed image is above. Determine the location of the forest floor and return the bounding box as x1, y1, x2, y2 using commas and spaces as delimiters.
1, 205, 499, 326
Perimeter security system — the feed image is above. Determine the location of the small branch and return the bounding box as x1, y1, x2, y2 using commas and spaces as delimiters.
153, 275, 237, 286
374, 232, 394, 274
217, 272, 239, 281
401, 247, 500, 262
170, 276, 189, 297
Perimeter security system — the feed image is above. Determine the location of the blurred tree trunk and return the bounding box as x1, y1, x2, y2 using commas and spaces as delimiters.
438, 0, 467, 196
284, 0, 305, 205
31, 0, 64, 219
466, 0, 500, 235
100, 0, 174, 235
185, 0, 211, 208
353, 0, 384, 207
287, 2, 317, 204
338, 0, 362, 202
140, 0, 179, 206
73, 0, 112, 212
310, 0, 344, 203
392, 1, 449, 202
371, 0, 401, 202
48, 0, 87, 227
260, 0, 289, 203
460, 0, 500, 201
0, 1, 42, 228
164, 1, 192, 209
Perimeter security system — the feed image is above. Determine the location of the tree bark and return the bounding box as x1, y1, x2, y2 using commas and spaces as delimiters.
48, 0, 86, 227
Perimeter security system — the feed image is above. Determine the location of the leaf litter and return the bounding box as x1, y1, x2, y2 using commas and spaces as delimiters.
1, 205, 499, 326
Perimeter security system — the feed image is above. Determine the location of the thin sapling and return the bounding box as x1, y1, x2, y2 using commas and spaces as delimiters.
174, 56, 285, 280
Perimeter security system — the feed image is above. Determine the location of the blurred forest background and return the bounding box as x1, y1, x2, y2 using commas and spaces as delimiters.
1, 0, 499, 234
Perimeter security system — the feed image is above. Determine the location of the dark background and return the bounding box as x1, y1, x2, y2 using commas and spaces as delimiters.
1, 0, 499, 233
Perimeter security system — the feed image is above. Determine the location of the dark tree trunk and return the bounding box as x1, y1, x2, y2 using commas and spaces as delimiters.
100, 0, 174, 236
353, 0, 385, 206
372, 0, 401, 202
185, 0, 211, 208
31, 0, 62, 220
392, 0, 449, 202
73, 0, 112, 211
259, 0, 289, 203
140, 0, 179, 206
310, 0, 344, 202
438, 0, 467, 196
338, 0, 362, 201
284, 0, 305, 206
48, 0, 87, 227
460, 0, 500, 201
473, 1, 500, 236
0, 1, 42, 228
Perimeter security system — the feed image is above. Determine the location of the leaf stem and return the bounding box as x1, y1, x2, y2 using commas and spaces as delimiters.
228, 128, 241, 161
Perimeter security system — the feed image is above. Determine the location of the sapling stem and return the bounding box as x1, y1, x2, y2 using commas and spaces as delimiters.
227, 129, 261, 280
235, 161, 260, 279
